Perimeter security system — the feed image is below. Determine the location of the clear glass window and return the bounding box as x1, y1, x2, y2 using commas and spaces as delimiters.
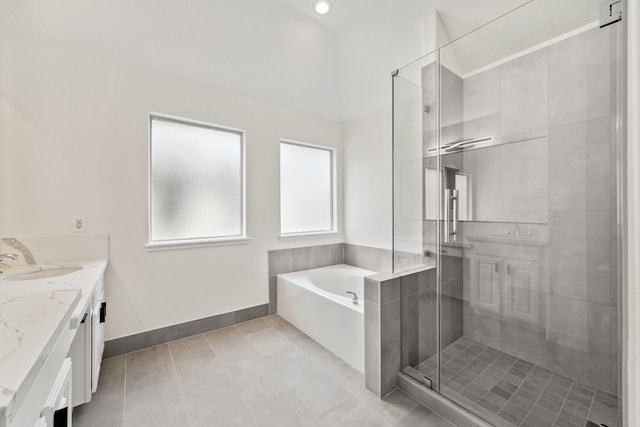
149, 115, 245, 244
280, 141, 335, 235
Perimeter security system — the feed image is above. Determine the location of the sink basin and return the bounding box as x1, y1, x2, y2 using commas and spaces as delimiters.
2, 265, 83, 281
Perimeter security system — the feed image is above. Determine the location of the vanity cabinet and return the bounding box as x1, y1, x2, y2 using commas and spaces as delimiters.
6, 308, 75, 427
468, 236, 547, 328
1, 260, 107, 427
469, 255, 502, 315
69, 274, 105, 407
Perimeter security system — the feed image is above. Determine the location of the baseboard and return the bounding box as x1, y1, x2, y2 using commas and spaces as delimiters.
103, 303, 269, 358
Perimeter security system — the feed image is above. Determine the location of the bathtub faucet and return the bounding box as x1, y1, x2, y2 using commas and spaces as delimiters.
0, 253, 20, 273
346, 291, 358, 304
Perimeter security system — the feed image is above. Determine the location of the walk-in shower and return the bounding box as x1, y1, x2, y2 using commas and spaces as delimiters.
392, 1, 624, 426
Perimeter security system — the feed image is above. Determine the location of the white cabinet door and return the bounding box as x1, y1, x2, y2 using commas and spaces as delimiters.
470, 256, 502, 315
503, 260, 542, 326
91, 306, 104, 393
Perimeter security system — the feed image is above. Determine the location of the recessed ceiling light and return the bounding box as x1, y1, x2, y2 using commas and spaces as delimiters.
313, 0, 332, 15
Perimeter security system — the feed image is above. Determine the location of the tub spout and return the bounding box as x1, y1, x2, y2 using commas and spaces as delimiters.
346, 291, 358, 304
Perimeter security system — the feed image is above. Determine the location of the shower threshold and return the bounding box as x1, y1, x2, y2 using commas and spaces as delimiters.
406, 337, 619, 427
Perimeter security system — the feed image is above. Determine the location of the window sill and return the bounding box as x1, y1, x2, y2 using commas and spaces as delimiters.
278, 231, 342, 241
144, 236, 250, 251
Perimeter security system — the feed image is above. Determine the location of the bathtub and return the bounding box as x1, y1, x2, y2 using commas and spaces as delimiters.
277, 264, 376, 373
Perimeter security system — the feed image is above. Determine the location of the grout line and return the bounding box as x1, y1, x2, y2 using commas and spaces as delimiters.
550, 377, 574, 426
586, 387, 597, 425
262, 323, 358, 425
518, 367, 553, 426
209, 324, 262, 426
165, 342, 193, 427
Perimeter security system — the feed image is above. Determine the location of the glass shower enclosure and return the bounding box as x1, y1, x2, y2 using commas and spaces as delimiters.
393, 1, 623, 426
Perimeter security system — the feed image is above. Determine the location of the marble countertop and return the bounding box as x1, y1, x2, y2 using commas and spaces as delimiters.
0, 259, 107, 426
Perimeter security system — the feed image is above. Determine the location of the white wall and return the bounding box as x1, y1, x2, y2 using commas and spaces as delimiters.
0, 0, 343, 121
0, 31, 343, 340
343, 107, 392, 249
342, 10, 441, 251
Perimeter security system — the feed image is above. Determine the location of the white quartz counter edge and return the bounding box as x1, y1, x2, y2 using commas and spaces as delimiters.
0, 259, 107, 425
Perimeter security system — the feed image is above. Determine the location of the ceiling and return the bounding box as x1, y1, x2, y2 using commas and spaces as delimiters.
0, 0, 600, 122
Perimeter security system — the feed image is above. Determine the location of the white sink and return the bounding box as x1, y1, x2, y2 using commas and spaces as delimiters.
2, 265, 83, 281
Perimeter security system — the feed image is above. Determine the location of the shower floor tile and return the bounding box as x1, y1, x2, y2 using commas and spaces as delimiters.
416, 337, 620, 427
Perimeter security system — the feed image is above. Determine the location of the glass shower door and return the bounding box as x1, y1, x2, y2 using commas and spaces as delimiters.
395, 1, 623, 426
392, 51, 440, 387
435, 1, 622, 426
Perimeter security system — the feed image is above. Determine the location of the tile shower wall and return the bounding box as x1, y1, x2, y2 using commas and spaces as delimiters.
414, 25, 619, 394
459, 26, 618, 393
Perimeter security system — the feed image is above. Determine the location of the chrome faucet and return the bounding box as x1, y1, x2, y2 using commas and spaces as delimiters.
0, 253, 20, 261
346, 291, 358, 304
0, 253, 20, 273
513, 224, 520, 236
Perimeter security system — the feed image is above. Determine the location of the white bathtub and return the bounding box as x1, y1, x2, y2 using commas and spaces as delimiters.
277, 264, 376, 373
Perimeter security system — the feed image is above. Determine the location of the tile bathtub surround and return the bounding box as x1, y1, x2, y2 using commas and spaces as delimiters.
268, 243, 394, 315
366, 268, 433, 398
344, 243, 393, 273
416, 337, 619, 427
268, 243, 344, 314
74, 315, 455, 427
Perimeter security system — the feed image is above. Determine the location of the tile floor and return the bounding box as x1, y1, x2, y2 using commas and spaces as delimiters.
73, 315, 455, 427
417, 337, 619, 427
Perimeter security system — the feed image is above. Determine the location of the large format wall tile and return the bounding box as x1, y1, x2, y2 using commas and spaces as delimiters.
547, 211, 587, 301
441, 66, 463, 146
500, 48, 548, 137
463, 66, 500, 141
548, 121, 587, 211
586, 211, 612, 305
344, 244, 393, 273
548, 116, 611, 212
461, 138, 547, 223
548, 25, 611, 127
586, 117, 612, 211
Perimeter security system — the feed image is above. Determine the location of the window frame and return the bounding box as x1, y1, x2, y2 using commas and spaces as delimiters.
145, 113, 248, 251
279, 139, 338, 238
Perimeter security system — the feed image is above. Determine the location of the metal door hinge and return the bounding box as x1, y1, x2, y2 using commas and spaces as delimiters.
600, 0, 622, 28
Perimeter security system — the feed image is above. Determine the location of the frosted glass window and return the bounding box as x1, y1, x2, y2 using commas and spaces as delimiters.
280, 141, 334, 234
150, 116, 244, 242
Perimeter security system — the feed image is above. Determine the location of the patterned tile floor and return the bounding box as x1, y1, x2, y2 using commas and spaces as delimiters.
417, 337, 619, 427
73, 315, 455, 427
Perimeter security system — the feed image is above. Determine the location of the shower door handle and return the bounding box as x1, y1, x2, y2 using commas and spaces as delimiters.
444, 189, 451, 243
452, 189, 459, 242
